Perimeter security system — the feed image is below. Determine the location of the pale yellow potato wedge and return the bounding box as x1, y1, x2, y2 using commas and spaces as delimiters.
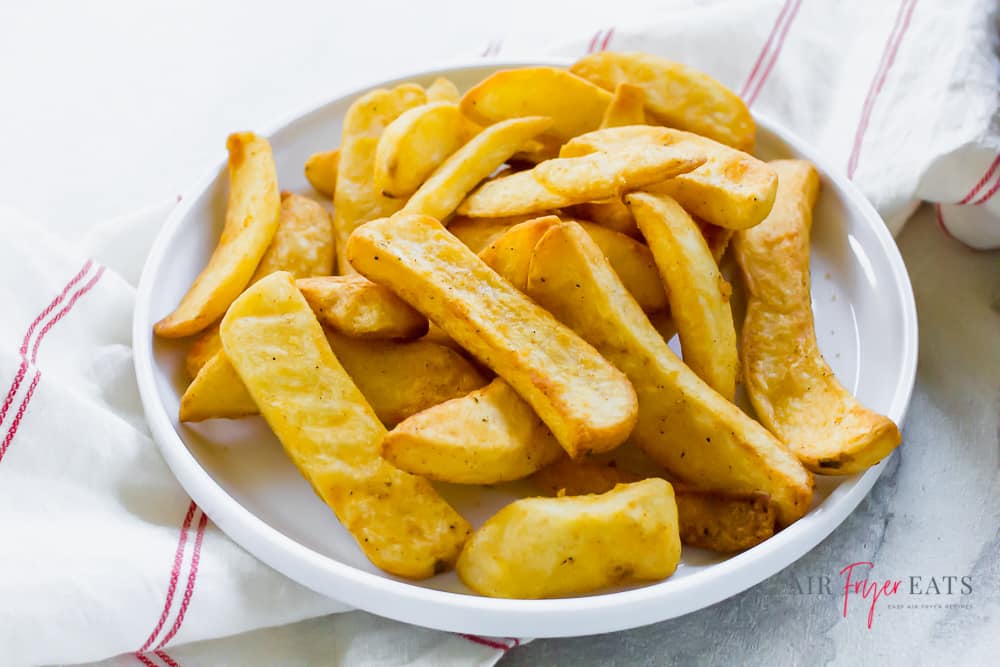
426, 77, 460, 103
251, 192, 335, 282
334, 84, 426, 272
531, 456, 776, 553
384, 378, 563, 484
180, 330, 485, 427
304, 148, 339, 198
179, 348, 257, 422
571, 51, 755, 151
374, 102, 467, 198
401, 116, 552, 220
628, 192, 738, 399
571, 199, 639, 237
562, 126, 777, 230
600, 82, 646, 128
155, 132, 280, 337
448, 214, 541, 253
297, 275, 427, 339
457, 479, 680, 598
460, 67, 612, 142
220, 272, 469, 578
478, 215, 562, 291
457, 142, 704, 218
346, 214, 638, 458
734, 160, 901, 474
526, 221, 812, 525
532, 142, 705, 201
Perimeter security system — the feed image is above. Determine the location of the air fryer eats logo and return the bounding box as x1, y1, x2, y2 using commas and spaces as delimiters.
790, 562, 973, 629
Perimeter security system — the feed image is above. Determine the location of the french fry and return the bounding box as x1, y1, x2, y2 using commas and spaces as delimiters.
448, 214, 542, 253
457, 142, 705, 218
571, 51, 755, 151
734, 160, 901, 474
460, 67, 612, 141
531, 457, 776, 552
384, 378, 563, 484
457, 479, 681, 598
479, 216, 668, 313
220, 272, 470, 578
185, 325, 223, 378
401, 116, 552, 221
304, 148, 339, 197
525, 221, 813, 525
297, 275, 428, 340
562, 126, 778, 230
600, 82, 646, 128
374, 102, 467, 199
334, 84, 426, 272
571, 200, 639, 237
426, 77, 460, 103
346, 214, 638, 458
180, 330, 485, 427
155, 132, 281, 337
628, 192, 738, 399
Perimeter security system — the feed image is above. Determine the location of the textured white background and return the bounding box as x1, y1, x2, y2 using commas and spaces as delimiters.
1, 1, 997, 664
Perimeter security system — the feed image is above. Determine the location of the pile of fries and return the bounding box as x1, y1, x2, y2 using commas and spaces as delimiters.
156, 53, 902, 599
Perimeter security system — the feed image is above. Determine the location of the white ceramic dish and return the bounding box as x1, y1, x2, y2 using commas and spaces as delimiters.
133, 60, 918, 638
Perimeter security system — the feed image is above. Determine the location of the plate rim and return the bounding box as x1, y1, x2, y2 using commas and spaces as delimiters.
132, 58, 919, 638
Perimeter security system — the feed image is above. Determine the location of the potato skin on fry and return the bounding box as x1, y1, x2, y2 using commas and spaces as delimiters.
220, 272, 470, 578
384, 378, 563, 484
571, 51, 755, 151
297, 275, 428, 340
526, 221, 813, 525
734, 160, 901, 474
346, 214, 638, 458
628, 192, 737, 399
155, 132, 281, 338
461, 67, 612, 141
457, 479, 681, 598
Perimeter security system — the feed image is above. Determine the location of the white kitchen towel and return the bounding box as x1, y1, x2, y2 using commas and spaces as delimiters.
1, 1, 997, 666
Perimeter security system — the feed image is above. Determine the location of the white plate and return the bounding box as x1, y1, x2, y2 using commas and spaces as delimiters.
133, 60, 918, 638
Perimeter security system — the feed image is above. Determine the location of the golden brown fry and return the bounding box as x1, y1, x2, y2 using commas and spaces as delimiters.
220, 272, 470, 578
180, 330, 484, 427
571, 199, 638, 237
426, 77, 460, 103
478, 215, 562, 290
526, 221, 812, 525
448, 214, 542, 253
628, 192, 738, 399
334, 84, 426, 272
401, 116, 552, 221
562, 126, 777, 230
251, 192, 336, 281
457, 479, 680, 598
374, 102, 467, 198
456, 169, 567, 217
734, 160, 901, 474
460, 67, 612, 141
510, 135, 564, 164
179, 349, 257, 422
700, 221, 734, 263
346, 214, 638, 458
531, 457, 776, 552
571, 51, 755, 151
304, 149, 340, 197
185, 324, 222, 378
600, 82, 646, 128
384, 378, 563, 484
297, 275, 428, 339
155, 132, 280, 337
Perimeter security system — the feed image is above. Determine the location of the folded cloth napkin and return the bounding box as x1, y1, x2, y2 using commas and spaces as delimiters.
0, 1, 996, 665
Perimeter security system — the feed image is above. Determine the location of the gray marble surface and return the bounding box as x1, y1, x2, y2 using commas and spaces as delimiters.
501, 205, 1000, 666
